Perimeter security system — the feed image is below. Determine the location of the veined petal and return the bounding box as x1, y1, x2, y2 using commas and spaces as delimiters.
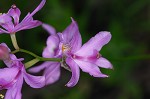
20, 0, 46, 23
24, 71, 45, 88
1, 22, 14, 33
70, 19, 82, 52
0, 14, 12, 25
7, 5, 21, 25
5, 75, 23, 99
42, 23, 56, 35
4, 54, 24, 68
74, 59, 108, 77
44, 35, 60, 57
66, 57, 80, 87
44, 62, 60, 85
42, 47, 53, 58
0, 67, 18, 86
75, 31, 111, 56
0, 28, 9, 34
9, 54, 24, 61
30, 0, 46, 17
46, 34, 60, 47
29, 62, 51, 73
62, 18, 81, 44
14, 20, 42, 33
95, 57, 113, 69
0, 13, 14, 33
21, 13, 32, 23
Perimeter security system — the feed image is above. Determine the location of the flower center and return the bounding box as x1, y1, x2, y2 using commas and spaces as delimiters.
0, 94, 4, 99
62, 44, 71, 54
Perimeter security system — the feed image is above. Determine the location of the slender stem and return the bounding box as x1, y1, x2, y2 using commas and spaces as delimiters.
10, 34, 20, 50
11, 48, 61, 62
25, 58, 40, 69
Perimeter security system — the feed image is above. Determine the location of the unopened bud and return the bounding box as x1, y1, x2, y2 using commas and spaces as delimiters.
0, 45, 9, 60
11, 4, 17, 9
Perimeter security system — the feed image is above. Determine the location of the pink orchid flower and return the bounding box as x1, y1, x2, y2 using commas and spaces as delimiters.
0, 0, 46, 34
0, 43, 45, 99
30, 18, 113, 87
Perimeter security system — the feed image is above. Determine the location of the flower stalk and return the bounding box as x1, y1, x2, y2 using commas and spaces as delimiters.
25, 58, 40, 69
10, 33, 20, 50
11, 48, 62, 62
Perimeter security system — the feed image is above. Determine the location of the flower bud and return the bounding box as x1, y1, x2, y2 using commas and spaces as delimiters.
0, 45, 9, 60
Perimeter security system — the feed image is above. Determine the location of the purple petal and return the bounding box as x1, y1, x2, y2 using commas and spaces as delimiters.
5, 75, 23, 99
24, 71, 45, 88
0, 14, 12, 25
43, 35, 60, 57
95, 57, 113, 69
44, 62, 60, 85
69, 18, 82, 52
1, 21, 14, 33
66, 57, 80, 87
21, 13, 33, 22
42, 47, 53, 58
74, 59, 108, 77
42, 23, 56, 35
0, 14, 14, 33
0, 43, 11, 52
75, 31, 111, 56
14, 20, 42, 33
4, 54, 24, 68
0, 67, 18, 86
0, 28, 9, 34
20, 0, 46, 23
46, 34, 60, 47
7, 5, 21, 25
62, 18, 81, 44
30, 0, 46, 17
29, 62, 51, 73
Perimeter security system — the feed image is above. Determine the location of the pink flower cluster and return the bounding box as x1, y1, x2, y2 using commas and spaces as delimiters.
0, 0, 113, 99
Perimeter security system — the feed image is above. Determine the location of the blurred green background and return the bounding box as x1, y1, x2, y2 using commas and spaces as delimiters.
0, 0, 150, 99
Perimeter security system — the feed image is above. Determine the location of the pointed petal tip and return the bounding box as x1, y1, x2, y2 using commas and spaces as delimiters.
98, 31, 112, 37
70, 17, 78, 26
65, 84, 72, 87
70, 17, 75, 22
92, 73, 109, 78
65, 82, 76, 87
110, 65, 114, 70
30, 0, 46, 17
100, 74, 109, 78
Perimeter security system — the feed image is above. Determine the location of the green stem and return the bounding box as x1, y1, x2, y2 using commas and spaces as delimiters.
25, 58, 40, 69
10, 34, 20, 50
11, 48, 61, 62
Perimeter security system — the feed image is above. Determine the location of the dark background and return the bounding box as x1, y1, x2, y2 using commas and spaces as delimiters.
0, 0, 150, 99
